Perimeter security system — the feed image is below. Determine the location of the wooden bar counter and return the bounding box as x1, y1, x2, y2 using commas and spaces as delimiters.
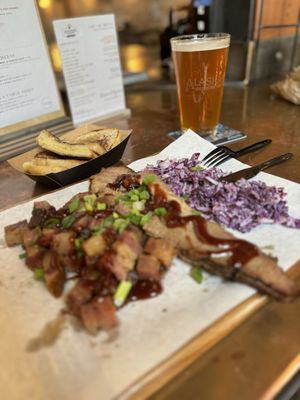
0, 81, 299, 399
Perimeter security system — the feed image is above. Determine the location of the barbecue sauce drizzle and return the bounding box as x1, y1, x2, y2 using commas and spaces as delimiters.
150, 184, 259, 266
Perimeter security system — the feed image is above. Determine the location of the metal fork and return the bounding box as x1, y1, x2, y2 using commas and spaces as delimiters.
201, 139, 272, 168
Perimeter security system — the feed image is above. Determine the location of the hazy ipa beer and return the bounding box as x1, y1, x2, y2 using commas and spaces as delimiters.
171, 34, 230, 135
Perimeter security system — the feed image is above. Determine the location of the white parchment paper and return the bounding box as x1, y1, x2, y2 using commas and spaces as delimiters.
0, 131, 299, 400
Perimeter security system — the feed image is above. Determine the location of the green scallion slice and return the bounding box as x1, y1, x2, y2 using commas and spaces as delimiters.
154, 207, 167, 216
68, 198, 80, 213
96, 202, 107, 211
34, 268, 44, 281
139, 190, 150, 200
18, 252, 26, 259
83, 194, 97, 204
83, 194, 97, 211
113, 218, 127, 232
190, 166, 203, 172
44, 218, 60, 228
114, 281, 133, 307
132, 200, 145, 211
192, 209, 202, 215
143, 174, 155, 185
74, 238, 82, 251
140, 212, 153, 226
103, 215, 114, 227
130, 193, 139, 202
129, 214, 141, 225
191, 267, 203, 284
84, 203, 94, 212
62, 214, 76, 229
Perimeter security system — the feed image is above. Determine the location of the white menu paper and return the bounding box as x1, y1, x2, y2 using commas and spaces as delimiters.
53, 15, 126, 126
0, 0, 61, 129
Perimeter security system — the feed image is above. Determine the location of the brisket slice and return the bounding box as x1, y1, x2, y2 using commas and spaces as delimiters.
89, 167, 298, 301
4, 220, 28, 247
89, 165, 132, 194
190, 255, 295, 301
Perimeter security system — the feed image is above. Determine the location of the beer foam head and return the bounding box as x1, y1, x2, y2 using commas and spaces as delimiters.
171, 34, 230, 52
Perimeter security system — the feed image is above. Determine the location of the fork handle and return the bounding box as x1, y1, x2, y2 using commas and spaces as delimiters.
236, 139, 272, 157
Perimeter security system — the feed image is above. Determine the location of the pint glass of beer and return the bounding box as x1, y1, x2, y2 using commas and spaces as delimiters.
171, 33, 230, 135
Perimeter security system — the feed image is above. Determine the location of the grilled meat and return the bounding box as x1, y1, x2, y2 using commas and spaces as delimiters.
4, 220, 28, 246
90, 167, 298, 301
4, 166, 298, 334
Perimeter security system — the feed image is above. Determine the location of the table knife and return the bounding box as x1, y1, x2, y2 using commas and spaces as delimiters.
222, 153, 293, 183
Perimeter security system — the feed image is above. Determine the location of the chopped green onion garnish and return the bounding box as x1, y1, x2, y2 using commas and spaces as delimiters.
139, 190, 150, 200
114, 281, 133, 307
74, 238, 82, 250
154, 207, 167, 216
44, 218, 60, 228
113, 219, 129, 234
92, 226, 105, 236
140, 212, 153, 225
132, 200, 145, 211
84, 203, 93, 212
112, 212, 119, 219
181, 194, 189, 200
103, 215, 114, 227
191, 267, 203, 284
83, 194, 97, 211
130, 208, 141, 216
68, 198, 80, 213
192, 209, 202, 215
34, 268, 44, 281
129, 214, 142, 225
83, 194, 97, 204
18, 252, 26, 259
143, 174, 155, 185
131, 189, 140, 196
190, 166, 203, 172
96, 202, 107, 211
62, 214, 76, 229
130, 193, 139, 202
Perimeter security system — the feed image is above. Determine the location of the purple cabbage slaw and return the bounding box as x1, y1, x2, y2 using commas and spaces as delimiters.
143, 153, 300, 233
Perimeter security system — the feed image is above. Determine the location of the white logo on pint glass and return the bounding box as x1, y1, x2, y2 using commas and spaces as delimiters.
184, 63, 223, 92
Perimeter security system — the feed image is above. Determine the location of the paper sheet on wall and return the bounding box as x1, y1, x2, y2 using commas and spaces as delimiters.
0, 131, 299, 400
53, 14, 126, 126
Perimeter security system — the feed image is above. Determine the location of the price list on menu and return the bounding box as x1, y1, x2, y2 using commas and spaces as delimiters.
53, 15, 126, 125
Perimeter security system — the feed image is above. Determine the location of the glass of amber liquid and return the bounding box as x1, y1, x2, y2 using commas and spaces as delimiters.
171, 33, 230, 136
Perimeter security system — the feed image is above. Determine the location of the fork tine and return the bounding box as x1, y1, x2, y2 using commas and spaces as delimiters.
202, 147, 224, 163
206, 154, 232, 168
212, 154, 232, 167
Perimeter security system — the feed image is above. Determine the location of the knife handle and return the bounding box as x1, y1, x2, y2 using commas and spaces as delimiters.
236, 139, 272, 157
256, 153, 293, 172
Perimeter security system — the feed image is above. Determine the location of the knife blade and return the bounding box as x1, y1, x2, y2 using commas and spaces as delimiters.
222, 153, 293, 183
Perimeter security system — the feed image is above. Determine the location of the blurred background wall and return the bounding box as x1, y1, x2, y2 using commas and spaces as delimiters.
37, 0, 300, 82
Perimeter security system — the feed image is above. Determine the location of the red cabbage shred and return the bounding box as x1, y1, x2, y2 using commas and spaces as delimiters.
143, 153, 300, 233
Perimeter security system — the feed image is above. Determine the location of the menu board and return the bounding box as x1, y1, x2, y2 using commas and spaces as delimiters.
53, 15, 126, 126
0, 0, 62, 132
